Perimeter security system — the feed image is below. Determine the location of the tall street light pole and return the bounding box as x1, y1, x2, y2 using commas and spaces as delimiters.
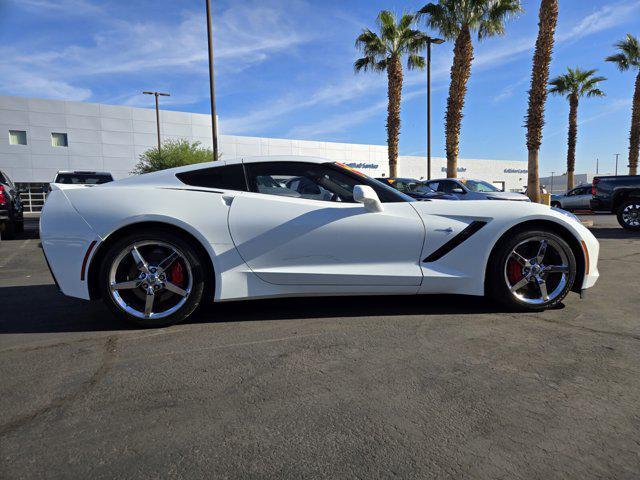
205, 0, 219, 161
550, 171, 555, 194
425, 37, 444, 180
143, 91, 170, 152
615, 153, 620, 176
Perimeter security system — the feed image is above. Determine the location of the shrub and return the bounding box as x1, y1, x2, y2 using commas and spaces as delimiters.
131, 139, 215, 174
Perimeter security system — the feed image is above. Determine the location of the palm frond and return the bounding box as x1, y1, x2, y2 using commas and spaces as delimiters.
377, 10, 398, 43
606, 53, 629, 71
586, 88, 606, 98
418, 2, 460, 40
355, 29, 386, 56
478, 0, 523, 40
407, 54, 426, 70
606, 34, 640, 71
354, 56, 387, 73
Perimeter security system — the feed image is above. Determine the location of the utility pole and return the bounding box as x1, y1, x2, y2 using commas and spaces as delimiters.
143, 91, 170, 152
550, 171, 555, 194
425, 36, 444, 180
596, 158, 599, 174
615, 153, 620, 176
205, 0, 219, 161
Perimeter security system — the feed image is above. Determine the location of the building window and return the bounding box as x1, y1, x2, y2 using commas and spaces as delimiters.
51, 132, 68, 147
9, 130, 27, 145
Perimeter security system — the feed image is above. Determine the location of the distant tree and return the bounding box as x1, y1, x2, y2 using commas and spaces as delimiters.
549, 68, 606, 190
606, 34, 640, 176
418, 0, 522, 178
354, 10, 428, 178
132, 139, 214, 175
524, 0, 558, 203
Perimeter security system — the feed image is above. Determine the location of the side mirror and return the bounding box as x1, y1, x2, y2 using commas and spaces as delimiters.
452, 188, 465, 194
353, 185, 383, 213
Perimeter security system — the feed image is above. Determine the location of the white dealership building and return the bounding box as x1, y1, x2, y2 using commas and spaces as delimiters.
0, 95, 529, 209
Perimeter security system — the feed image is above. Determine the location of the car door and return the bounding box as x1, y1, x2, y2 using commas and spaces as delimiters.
575, 186, 592, 210
228, 161, 425, 287
561, 188, 578, 209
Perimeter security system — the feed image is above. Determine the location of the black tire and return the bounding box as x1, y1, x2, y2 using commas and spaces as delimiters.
487, 229, 577, 311
15, 220, 24, 235
616, 200, 640, 231
551, 201, 561, 208
0, 220, 16, 240
99, 229, 205, 327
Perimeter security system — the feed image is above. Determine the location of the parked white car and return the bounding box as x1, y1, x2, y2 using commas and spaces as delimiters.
40, 156, 600, 327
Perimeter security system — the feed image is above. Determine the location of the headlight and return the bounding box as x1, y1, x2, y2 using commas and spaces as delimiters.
551, 206, 580, 223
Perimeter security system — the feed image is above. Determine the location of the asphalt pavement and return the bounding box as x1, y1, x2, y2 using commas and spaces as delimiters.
1, 214, 639, 479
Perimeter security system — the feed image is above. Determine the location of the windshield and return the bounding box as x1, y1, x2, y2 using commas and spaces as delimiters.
462, 179, 499, 192
412, 183, 436, 194
55, 173, 113, 185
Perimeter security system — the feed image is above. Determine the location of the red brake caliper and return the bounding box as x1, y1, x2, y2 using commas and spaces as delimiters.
170, 261, 185, 287
507, 258, 523, 284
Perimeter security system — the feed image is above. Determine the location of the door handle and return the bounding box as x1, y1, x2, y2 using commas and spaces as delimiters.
435, 227, 454, 234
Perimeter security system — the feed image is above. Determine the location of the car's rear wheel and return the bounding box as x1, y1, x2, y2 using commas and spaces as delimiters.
487, 230, 576, 311
99, 230, 205, 327
551, 201, 561, 208
616, 200, 640, 231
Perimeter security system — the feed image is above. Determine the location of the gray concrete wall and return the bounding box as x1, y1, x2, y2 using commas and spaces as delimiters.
1, 95, 527, 191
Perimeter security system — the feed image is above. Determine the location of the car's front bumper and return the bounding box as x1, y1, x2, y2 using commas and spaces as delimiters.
578, 223, 600, 291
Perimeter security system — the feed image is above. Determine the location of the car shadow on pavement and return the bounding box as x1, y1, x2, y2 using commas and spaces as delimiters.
590, 228, 639, 240
0, 284, 519, 334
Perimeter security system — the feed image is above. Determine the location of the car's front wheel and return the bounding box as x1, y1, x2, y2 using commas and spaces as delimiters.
487, 230, 577, 311
99, 230, 205, 327
616, 200, 640, 231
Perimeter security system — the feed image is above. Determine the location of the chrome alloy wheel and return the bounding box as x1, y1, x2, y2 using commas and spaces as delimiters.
108, 241, 193, 319
621, 202, 640, 228
504, 236, 570, 305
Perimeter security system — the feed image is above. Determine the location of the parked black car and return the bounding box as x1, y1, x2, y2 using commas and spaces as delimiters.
591, 175, 640, 230
0, 169, 24, 239
375, 177, 458, 201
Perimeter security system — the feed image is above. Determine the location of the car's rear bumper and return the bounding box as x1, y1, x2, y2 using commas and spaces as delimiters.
40, 189, 99, 300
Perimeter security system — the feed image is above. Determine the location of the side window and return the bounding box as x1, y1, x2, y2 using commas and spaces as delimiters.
176, 164, 247, 191
426, 181, 439, 191
579, 186, 591, 195
439, 181, 456, 193
245, 162, 354, 202
244, 162, 407, 203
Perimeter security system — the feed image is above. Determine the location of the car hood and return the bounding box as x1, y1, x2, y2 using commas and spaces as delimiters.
483, 191, 530, 201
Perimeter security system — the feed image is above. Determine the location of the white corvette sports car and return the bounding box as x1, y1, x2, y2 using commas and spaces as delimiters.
40, 156, 599, 327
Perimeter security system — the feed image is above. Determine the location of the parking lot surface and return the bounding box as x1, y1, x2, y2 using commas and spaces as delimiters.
1, 215, 639, 479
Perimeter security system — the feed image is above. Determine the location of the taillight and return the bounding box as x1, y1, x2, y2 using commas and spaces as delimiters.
592, 177, 600, 196
0, 185, 5, 205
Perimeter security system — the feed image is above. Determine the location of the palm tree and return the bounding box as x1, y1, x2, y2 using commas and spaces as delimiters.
418, 0, 522, 178
549, 68, 606, 190
354, 11, 428, 178
524, 0, 558, 203
606, 34, 640, 176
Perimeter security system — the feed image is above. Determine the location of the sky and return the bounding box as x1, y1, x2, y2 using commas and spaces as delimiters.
0, 0, 638, 176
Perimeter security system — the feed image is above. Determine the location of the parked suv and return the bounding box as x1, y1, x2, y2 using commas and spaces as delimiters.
424, 178, 530, 201
0, 169, 24, 239
591, 175, 640, 230
550, 184, 592, 211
